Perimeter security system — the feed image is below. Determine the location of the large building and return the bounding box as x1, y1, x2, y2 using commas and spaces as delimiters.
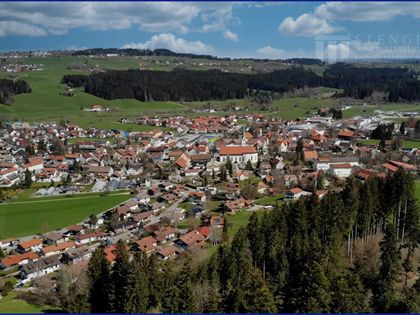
219, 145, 258, 164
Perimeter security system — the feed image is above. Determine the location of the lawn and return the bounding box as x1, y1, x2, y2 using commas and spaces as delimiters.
0, 193, 130, 238
0, 291, 43, 313
255, 193, 284, 206
357, 138, 420, 148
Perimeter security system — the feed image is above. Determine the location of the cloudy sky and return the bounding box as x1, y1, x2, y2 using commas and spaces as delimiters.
1, 2, 420, 59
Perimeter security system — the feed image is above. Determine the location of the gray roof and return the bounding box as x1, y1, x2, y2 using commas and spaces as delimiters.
21, 255, 61, 275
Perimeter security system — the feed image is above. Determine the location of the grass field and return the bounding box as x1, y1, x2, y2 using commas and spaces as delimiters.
0, 291, 44, 314
0, 56, 187, 130
357, 138, 420, 148
0, 192, 130, 238
1, 56, 420, 128
256, 193, 284, 206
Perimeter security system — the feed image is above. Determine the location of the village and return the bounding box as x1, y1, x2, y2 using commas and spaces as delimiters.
0, 108, 419, 289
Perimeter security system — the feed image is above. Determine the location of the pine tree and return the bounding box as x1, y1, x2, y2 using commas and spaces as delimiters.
372, 223, 398, 312
87, 247, 112, 313
219, 166, 227, 182
109, 241, 132, 313
24, 169, 32, 188
221, 215, 229, 243
147, 254, 162, 310
245, 160, 253, 171
174, 257, 198, 313
415, 120, 420, 136
400, 121, 406, 134
125, 252, 149, 313
245, 270, 277, 313
225, 159, 233, 177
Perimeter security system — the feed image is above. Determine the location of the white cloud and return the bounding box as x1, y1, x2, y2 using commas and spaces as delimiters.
0, 2, 237, 39
279, 2, 420, 38
255, 46, 311, 59
0, 21, 47, 37
324, 43, 351, 61
315, 2, 420, 22
121, 33, 213, 54
255, 46, 286, 59
223, 29, 238, 42
279, 13, 341, 37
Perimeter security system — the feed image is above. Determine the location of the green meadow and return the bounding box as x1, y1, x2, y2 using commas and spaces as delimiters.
0, 192, 130, 238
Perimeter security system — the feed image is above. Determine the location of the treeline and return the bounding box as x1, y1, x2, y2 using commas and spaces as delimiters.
59, 170, 420, 313
71, 48, 324, 65
61, 68, 320, 102
62, 63, 420, 103
324, 63, 420, 101
0, 79, 31, 105
71, 48, 228, 61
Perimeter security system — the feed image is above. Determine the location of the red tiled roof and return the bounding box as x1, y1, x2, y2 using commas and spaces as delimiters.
18, 238, 42, 250
219, 145, 256, 155
338, 129, 355, 138
136, 236, 157, 253
179, 230, 205, 246
157, 245, 179, 258
330, 163, 352, 169
304, 150, 318, 160
42, 241, 75, 254
289, 187, 303, 194
1, 252, 38, 268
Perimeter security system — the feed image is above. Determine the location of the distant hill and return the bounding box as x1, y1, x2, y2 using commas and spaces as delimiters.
71, 48, 324, 65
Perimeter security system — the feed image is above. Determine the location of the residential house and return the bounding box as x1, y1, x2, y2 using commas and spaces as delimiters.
0, 252, 39, 270
41, 241, 76, 257
174, 230, 205, 249
20, 254, 62, 281
16, 238, 43, 253
156, 245, 180, 260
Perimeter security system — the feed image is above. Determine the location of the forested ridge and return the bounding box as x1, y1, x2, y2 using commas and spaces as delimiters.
0, 79, 31, 105
62, 63, 420, 103
71, 48, 323, 65
57, 170, 420, 313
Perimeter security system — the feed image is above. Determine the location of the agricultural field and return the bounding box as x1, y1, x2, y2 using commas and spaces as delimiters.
1, 56, 420, 129
0, 192, 130, 238
0, 56, 187, 130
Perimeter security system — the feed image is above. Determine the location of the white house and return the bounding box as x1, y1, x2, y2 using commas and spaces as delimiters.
328, 164, 353, 178
314, 157, 360, 171
285, 187, 312, 200
219, 145, 258, 164
20, 255, 62, 281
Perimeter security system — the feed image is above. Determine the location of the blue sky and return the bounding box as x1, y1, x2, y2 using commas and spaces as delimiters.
1, 2, 420, 59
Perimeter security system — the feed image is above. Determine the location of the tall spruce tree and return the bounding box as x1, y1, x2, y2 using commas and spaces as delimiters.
373, 223, 399, 312
87, 247, 112, 313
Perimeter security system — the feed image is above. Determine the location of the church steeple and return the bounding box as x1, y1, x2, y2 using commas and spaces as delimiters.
241, 125, 246, 146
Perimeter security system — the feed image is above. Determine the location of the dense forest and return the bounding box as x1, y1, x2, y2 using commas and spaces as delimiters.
62, 63, 420, 103
61, 68, 321, 102
0, 79, 31, 105
55, 170, 420, 313
324, 63, 420, 101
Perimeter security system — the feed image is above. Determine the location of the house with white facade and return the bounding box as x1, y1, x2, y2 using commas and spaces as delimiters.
20, 255, 62, 281
219, 145, 258, 164
328, 163, 354, 178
